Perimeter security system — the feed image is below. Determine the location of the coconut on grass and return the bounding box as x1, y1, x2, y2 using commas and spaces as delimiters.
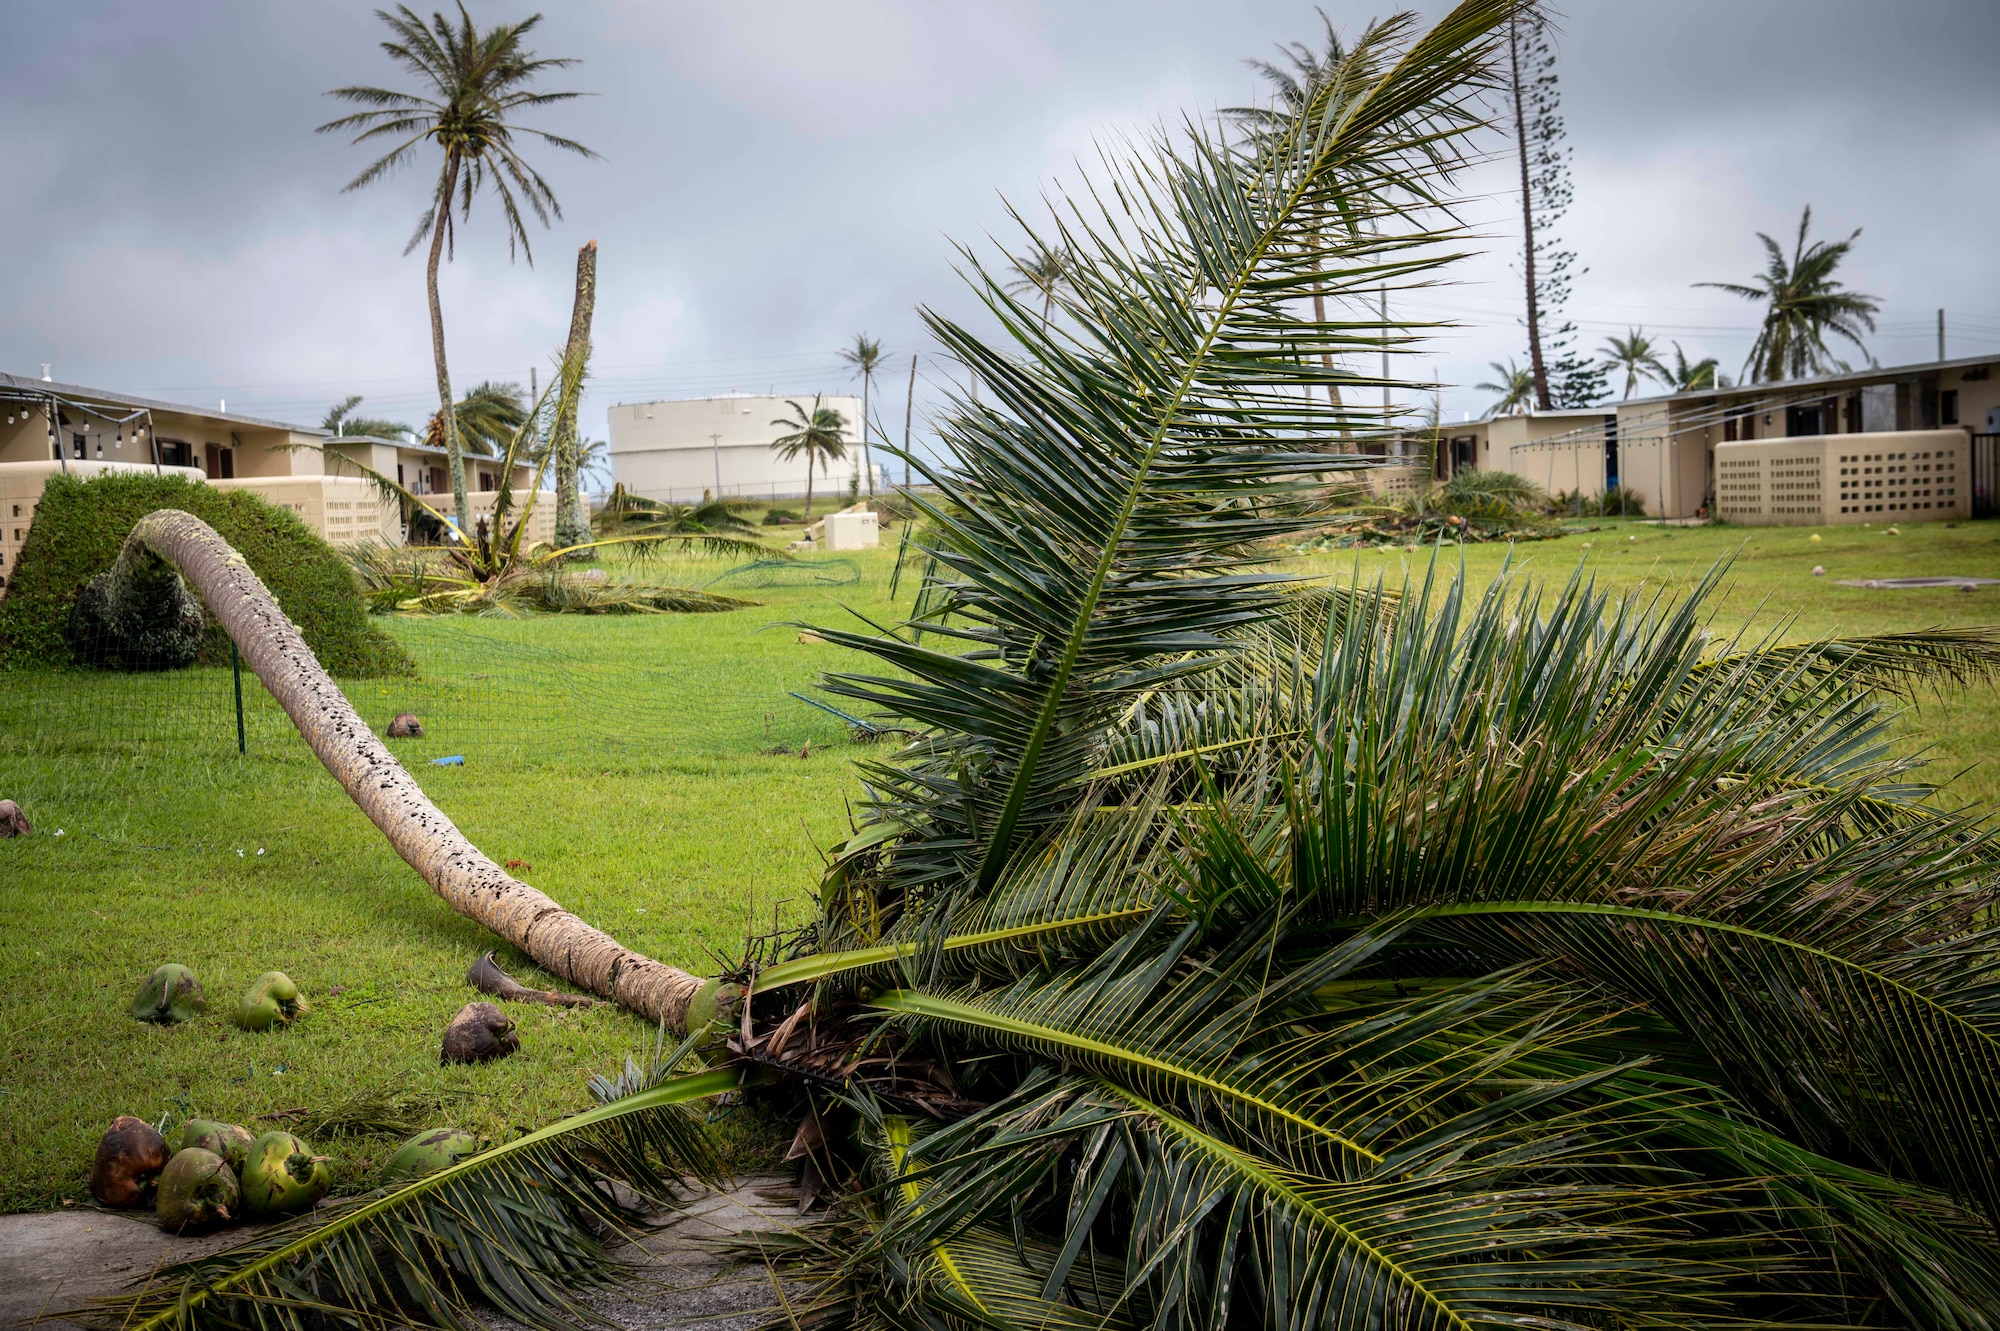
234, 971, 307, 1031
156, 1147, 239, 1231
131, 964, 206, 1024
382, 1128, 479, 1183
240, 1131, 332, 1214
89, 1116, 170, 1208
181, 1120, 255, 1173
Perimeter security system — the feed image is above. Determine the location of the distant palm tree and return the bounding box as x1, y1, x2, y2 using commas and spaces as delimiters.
1599, 327, 1670, 399
321, 395, 414, 440
1667, 343, 1728, 393
769, 396, 848, 523
1004, 246, 1074, 325
1476, 358, 1535, 416
1696, 205, 1880, 383
318, 3, 597, 537
837, 334, 885, 498
425, 380, 528, 457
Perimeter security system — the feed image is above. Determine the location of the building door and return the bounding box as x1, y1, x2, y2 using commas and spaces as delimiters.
1785, 404, 1824, 437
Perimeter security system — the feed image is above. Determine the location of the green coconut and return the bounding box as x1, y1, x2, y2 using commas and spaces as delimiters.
240, 1131, 332, 1214
131, 964, 206, 1024
156, 1147, 239, 1231
181, 1120, 255, 1173
234, 971, 308, 1031
684, 977, 742, 1051
382, 1128, 479, 1183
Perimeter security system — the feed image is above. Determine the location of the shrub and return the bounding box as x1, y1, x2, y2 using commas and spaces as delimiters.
0, 473, 413, 677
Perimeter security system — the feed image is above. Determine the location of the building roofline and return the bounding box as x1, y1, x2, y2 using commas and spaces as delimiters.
0, 371, 328, 435
1617, 351, 2000, 409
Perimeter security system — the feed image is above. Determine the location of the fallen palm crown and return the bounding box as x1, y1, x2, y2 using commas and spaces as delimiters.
77, 3, 2000, 1328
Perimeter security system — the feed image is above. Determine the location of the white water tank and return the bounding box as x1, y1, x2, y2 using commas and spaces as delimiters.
823, 510, 880, 550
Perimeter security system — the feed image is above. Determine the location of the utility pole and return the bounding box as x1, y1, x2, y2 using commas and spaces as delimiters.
1380, 286, 1391, 451
902, 354, 917, 489
530, 366, 537, 402
1938, 308, 1946, 362
709, 432, 723, 495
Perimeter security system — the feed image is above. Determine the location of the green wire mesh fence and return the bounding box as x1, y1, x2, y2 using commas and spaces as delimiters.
1, 562, 899, 775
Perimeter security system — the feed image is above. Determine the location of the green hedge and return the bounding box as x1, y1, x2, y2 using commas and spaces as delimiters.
0, 473, 413, 678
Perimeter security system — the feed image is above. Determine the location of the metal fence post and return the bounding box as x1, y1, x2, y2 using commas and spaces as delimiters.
231, 640, 246, 754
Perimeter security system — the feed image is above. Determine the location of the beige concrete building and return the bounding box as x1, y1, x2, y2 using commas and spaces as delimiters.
0, 372, 549, 592
1433, 352, 2000, 524
607, 393, 880, 504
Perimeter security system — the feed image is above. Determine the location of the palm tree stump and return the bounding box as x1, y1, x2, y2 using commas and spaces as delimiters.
116, 508, 704, 1029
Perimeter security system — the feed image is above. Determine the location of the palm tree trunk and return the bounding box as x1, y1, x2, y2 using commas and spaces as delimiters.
427, 154, 473, 536
803, 458, 815, 524
554, 240, 597, 550
1312, 289, 1348, 450
1508, 16, 1552, 413
119, 508, 705, 1029
902, 354, 917, 489
861, 370, 875, 498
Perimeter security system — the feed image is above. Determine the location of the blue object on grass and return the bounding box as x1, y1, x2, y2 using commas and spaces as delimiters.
431, 755, 465, 766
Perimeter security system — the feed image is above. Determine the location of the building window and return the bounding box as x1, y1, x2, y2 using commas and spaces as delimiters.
72, 433, 86, 459
479, 470, 498, 492
1941, 389, 1959, 426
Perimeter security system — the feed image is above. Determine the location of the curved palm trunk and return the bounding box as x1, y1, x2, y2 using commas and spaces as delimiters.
427, 154, 473, 537
121, 509, 703, 1030
861, 369, 875, 498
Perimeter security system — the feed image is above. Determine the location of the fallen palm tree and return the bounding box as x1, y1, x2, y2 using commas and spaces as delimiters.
94, 508, 708, 1030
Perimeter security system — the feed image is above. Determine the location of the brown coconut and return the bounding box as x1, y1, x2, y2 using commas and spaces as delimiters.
441, 1001, 519, 1064
89, 1116, 170, 1208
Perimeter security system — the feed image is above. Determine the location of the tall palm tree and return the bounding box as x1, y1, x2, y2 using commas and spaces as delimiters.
837, 333, 884, 498
1476, 357, 1535, 415
1003, 245, 1074, 325
1599, 326, 1669, 399
1697, 205, 1880, 383
318, 4, 597, 538
321, 395, 413, 440
1668, 341, 1728, 392
769, 396, 848, 523
424, 380, 527, 456
104, 7, 2000, 1328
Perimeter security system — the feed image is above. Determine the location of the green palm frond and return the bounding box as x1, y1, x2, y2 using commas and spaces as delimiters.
85, 1067, 741, 1331
811, 3, 1511, 906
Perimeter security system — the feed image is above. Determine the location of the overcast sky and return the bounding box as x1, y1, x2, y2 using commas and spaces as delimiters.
5, 0, 1997, 461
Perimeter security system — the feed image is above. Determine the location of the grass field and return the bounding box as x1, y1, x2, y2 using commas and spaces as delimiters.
2, 515, 1998, 1211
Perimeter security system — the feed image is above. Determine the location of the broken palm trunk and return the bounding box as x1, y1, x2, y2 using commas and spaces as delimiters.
113, 509, 705, 1030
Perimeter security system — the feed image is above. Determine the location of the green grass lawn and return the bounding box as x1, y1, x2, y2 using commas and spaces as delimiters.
2, 516, 1998, 1211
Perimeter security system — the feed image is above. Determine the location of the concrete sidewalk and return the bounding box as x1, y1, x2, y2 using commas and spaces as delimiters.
0, 1178, 805, 1331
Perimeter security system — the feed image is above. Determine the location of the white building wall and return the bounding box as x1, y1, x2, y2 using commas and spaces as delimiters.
607, 394, 879, 504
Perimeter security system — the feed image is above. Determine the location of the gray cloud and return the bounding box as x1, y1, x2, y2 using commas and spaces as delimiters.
4, 0, 1996, 449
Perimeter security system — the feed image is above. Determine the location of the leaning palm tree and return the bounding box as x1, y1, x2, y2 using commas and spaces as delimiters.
424, 379, 527, 456
321, 395, 414, 440
1476, 356, 1535, 414
318, 3, 597, 536
837, 334, 885, 497
92, 6, 2000, 1328
1697, 204, 1880, 383
1599, 326, 1669, 398
1668, 340, 1728, 392
769, 396, 848, 522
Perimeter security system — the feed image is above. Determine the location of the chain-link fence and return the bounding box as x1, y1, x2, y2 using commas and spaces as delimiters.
1, 564, 895, 775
